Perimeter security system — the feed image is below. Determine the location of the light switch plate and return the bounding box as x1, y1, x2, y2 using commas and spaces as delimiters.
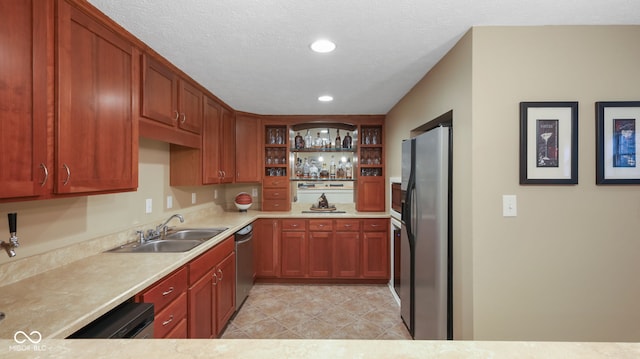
191, 193, 197, 204
252, 188, 258, 197
502, 195, 517, 217
145, 198, 153, 214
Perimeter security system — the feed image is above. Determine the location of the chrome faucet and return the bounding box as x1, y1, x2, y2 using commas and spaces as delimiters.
156, 214, 185, 236
136, 214, 185, 243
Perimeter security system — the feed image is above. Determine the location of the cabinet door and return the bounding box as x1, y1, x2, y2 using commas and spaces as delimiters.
357, 176, 386, 211
280, 231, 307, 277
308, 231, 332, 278
57, 0, 137, 193
0, 0, 49, 199
254, 219, 280, 278
235, 113, 262, 183
215, 252, 236, 336
334, 231, 360, 278
362, 230, 389, 279
202, 96, 222, 184
178, 79, 202, 134
219, 107, 236, 183
187, 271, 215, 338
141, 54, 177, 126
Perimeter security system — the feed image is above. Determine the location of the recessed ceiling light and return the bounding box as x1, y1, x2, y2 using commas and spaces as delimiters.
310, 39, 336, 53
318, 95, 333, 102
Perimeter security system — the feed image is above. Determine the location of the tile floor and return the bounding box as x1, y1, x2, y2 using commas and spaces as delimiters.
221, 284, 412, 340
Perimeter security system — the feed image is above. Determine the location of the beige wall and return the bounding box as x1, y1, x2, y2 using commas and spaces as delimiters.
386, 25, 640, 341
386, 30, 474, 340
0, 138, 231, 266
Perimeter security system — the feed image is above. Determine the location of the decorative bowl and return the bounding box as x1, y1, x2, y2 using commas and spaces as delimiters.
234, 192, 252, 212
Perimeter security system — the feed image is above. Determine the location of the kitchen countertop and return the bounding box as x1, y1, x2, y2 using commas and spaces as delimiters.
1, 339, 639, 358
0, 206, 388, 339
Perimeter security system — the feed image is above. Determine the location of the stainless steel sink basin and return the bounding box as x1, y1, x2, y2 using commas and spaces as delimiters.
107, 227, 228, 253
165, 228, 227, 241
107, 239, 204, 253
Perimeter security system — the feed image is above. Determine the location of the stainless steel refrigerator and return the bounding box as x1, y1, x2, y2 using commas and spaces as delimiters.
400, 125, 452, 340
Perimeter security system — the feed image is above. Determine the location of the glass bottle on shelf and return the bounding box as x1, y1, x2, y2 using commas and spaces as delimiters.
320, 162, 329, 179
309, 160, 319, 179
329, 156, 336, 179
336, 161, 345, 179
314, 132, 323, 148
295, 132, 304, 149
345, 158, 352, 179
342, 132, 352, 149
303, 158, 310, 178
304, 130, 313, 149
335, 129, 341, 149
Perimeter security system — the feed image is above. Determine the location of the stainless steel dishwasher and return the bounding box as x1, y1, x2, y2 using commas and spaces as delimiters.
235, 224, 254, 311
68, 301, 154, 338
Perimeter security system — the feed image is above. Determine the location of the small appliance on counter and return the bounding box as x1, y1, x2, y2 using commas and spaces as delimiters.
234, 192, 252, 212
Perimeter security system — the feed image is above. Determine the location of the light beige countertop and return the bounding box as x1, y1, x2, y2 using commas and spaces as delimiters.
1, 339, 639, 358
0, 206, 389, 339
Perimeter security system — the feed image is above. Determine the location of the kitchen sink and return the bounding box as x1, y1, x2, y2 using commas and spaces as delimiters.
164, 228, 227, 241
107, 227, 228, 253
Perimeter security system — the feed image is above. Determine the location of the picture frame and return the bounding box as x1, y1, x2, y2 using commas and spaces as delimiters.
595, 101, 640, 184
519, 102, 578, 184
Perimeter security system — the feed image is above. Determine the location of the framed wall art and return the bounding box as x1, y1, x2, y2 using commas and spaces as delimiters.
595, 101, 640, 184
519, 102, 578, 184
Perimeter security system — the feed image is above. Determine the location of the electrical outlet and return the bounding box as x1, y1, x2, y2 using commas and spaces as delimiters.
145, 198, 153, 214
191, 192, 197, 204
166, 195, 173, 209
214, 189, 218, 199
252, 187, 258, 197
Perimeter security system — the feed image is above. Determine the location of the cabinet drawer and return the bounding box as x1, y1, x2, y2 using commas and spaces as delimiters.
308, 219, 333, 231
362, 219, 388, 232
163, 317, 188, 339
137, 267, 188, 313
263, 200, 289, 211
264, 188, 288, 200
188, 236, 234, 285
263, 177, 288, 188
154, 291, 188, 338
335, 219, 360, 231
281, 219, 306, 231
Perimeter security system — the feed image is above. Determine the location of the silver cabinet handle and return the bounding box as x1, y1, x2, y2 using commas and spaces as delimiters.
162, 315, 173, 326
212, 272, 218, 285
218, 170, 223, 178
173, 111, 179, 121
181, 113, 186, 124
344, 224, 352, 227
40, 163, 48, 187
291, 223, 298, 227
62, 164, 71, 186
217, 268, 223, 281
222, 171, 226, 178
162, 286, 174, 296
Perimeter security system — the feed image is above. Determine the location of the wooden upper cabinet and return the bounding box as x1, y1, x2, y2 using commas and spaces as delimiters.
141, 54, 177, 126
235, 113, 262, 183
219, 107, 236, 183
201, 97, 223, 184
140, 52, 201, 147
0, 0, 49, 200
178, 79, 203, 134
56, 0, 138, 194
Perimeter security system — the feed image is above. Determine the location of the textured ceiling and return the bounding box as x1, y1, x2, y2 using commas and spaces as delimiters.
88, 0, 640, 115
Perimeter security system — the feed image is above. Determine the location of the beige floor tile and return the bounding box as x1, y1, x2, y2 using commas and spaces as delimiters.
222, 283, 410, 340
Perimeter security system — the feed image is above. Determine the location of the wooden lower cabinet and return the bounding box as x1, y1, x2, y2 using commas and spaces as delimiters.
136, 236, 235, 339
254, 219, 280, 278
135, 267, 188, 338
187, 235, 235, 338
255, 218, 389, 282
280, 230, 306, 277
